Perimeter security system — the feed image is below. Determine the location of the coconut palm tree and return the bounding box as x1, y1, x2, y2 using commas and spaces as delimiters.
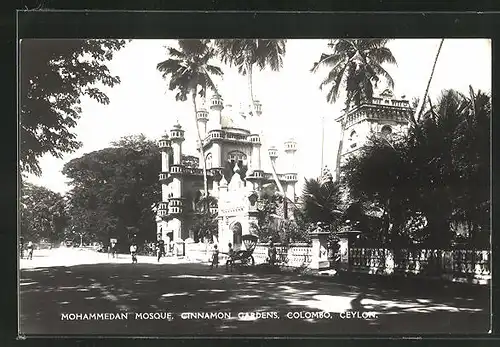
412, 39, 445, 125
214, 39, 287, 197
311, 39, 397, 180
300, 177, 344, 226
157, 39, 223, 202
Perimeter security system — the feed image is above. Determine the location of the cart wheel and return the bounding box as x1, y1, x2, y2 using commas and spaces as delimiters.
250, 255, 255, 266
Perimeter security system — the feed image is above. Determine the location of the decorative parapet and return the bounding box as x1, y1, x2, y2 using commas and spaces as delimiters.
283, 173, 298, 182
159, 172, 170, 182
246, 170, 264, 180
169, 165, 184, 175
202, 129, 252, 146
158, 139, 171, 150
168, 198, 184, 215
157, 201, 169, 217
167, 165, 214, 177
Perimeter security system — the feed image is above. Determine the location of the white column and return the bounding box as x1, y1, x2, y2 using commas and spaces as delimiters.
162, 184, 169, 201
172, 177, 182, 197
172, 143, 182, 165
252, 144, 261, 171
212, 142, 221, 167
286, 182, 295, 202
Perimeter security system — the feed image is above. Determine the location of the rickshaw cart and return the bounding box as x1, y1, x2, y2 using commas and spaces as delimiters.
229, 235, 258, 267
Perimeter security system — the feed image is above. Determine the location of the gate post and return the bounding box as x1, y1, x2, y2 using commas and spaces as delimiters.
309, 224, 330, 270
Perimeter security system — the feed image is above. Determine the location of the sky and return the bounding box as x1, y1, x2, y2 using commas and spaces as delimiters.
24, 39, 491, 195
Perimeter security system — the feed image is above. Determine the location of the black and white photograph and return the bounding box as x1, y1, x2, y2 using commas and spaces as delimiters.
18, 37, 491, 336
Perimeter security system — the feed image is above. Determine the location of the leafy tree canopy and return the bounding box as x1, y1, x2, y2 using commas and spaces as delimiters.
62, 134, 160, 247
20, 182, 68, 243
20, 39, 127, 176
342, 88, 491, 249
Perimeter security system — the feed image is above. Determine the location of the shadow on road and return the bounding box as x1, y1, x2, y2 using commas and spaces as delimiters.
19, 261, 490, 336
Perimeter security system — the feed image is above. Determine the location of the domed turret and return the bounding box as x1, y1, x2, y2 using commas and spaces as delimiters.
170, 123, 185, 142
284, 138, 297, 153
268, 146, 278, 164
158, 134, 171, 151
210, 93, 224, 112
253, 100, 262, 116
197, 108, 209, 122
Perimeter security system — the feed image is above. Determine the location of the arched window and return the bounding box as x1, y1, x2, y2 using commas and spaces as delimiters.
227, 151, 247, 167
381, 125, 392, 138
349, 130, 358, 148
205, 153, 212, 169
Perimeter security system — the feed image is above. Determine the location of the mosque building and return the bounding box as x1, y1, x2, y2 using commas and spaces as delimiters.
155, 92, 298, 252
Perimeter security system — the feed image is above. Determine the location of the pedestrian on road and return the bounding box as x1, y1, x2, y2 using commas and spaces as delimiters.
27, 241, 34, 260
268, 241, 277, 267
130, 244, 138, 264
226, 243, 234, 272
111, 243, 117, 259
157, 239, 165, 262
209, 244, 219, 270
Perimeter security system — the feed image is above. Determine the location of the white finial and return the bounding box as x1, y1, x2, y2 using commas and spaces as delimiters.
220, 176, 228, 187
233, 161, 241, 174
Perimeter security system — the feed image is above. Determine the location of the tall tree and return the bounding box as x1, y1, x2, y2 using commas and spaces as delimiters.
214, 39, 287, 197
342, 88, 491, 249
20, 39, 127, 176
310, 39, 397, 180
20, 182, 68, 243
157, 40, 223, 204
412, 39, 445, 125
62, 135, 161, 246
190, 195, 219, 242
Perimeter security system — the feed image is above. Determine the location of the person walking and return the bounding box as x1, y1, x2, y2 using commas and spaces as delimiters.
156, 239, 165, 262
27, 241, 34, 260
268, 241, 277, 267
226, 243, 234, 272
110, 243, 117, 259
209, 244, 219, 270
130, 243, 138, 264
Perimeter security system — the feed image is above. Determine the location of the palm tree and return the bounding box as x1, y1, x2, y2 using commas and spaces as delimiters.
214, 39, 287, 197
300, 177, 344, 226
157, 40, 223, 203
413, 39, 445, 125
311, 39, 397, 180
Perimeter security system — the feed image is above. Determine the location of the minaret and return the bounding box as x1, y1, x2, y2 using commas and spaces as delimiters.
210, 93, 224, 168
170, 123, 184, 166
157, 135, 171, 226
268, 146, 278, 168
249, 133, 262, 173
196, 106, 209, 139
196, 105, 209, 169
168, 123, 185, 242
283, 138, 298, 203
210, 92, 224, 130
251, 99, 263, 135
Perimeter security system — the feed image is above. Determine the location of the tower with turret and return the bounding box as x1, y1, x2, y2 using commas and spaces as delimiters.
155, 92, 299, 252
335, 89, 414, 179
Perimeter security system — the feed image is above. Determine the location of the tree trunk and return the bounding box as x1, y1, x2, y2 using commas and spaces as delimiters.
335, 120, 345, 182
414, 39, 444, 123
246, 62, 286, 198
192, 91, 209, 210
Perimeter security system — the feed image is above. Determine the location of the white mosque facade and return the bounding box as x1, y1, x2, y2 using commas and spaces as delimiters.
155, 93, 298, 253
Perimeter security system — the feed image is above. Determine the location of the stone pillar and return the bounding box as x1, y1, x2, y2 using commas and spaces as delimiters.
309, 229, 330, 270
336, 230, 361, 272
337, 235, 350, 271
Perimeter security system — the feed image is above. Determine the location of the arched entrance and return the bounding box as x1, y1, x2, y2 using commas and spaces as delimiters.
231, 222, 242, 249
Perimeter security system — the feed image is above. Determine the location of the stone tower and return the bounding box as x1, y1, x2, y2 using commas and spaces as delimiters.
335, 89, 414, 178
